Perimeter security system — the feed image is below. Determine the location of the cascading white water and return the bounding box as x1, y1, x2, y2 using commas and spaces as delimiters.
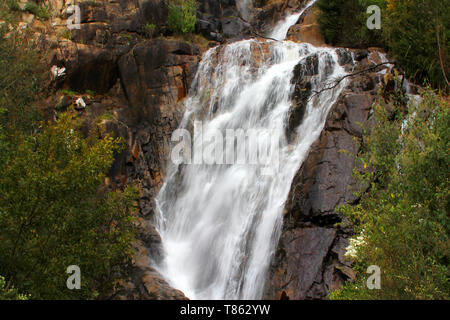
154, 2, 348, 300
236, 0, 252, 20
269, 0, 317, 41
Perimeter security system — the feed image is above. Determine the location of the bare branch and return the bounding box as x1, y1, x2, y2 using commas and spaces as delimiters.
308, 61, 395, 100
436, 25, 450, 87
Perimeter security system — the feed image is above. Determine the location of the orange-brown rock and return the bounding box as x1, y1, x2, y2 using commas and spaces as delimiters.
286, 7, 326, 46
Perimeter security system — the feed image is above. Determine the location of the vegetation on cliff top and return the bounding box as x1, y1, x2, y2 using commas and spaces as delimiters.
168, 0, 197, 35
317, 0, 449, 89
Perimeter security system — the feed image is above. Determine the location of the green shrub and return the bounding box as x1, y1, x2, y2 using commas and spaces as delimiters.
7, 0, 20, 11
24, 1, 50, 20
37, 4, 50, 20
144, 22, 156, 38
0, 275, 29, 300
317, 0, 384, 47
60, 28, 72, 40
383, 0, 449, 89
0, 112, 138, 299
330, 88, 449, 299
167, 0, 197, 35
0, 23, 43, 134
317, 0, 449, 89
24, 1, 39, 15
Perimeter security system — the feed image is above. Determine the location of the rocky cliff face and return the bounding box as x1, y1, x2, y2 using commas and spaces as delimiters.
27, 0, 206, 300
265, 48, 389, 299
19, 0, 392, 299
286, 5, 325, 46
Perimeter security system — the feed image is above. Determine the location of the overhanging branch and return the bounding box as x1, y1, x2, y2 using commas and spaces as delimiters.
308, 61, 396, 101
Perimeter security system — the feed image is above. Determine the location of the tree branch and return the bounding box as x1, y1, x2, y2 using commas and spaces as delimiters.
436, 25, 450, 87
251, 30, 280, 42
308, 61, 396, 101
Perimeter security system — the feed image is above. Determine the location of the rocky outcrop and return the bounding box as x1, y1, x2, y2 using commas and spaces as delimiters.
105, 39, 200, 300
286, 53, 319, 142
118, 39, 199, 123
24, 0, 206, 300
265, 48, 388, 300
196, 0, 252, 41
286, 6, 326, 46
251, 0, 309, 36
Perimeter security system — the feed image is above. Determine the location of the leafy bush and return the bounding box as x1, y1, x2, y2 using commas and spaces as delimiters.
317, 0, 384, 47
0, 19, 137, 299
0, 22, 43, 134
37, 4, 50, 20
24, 1, 39, 15
0, 112, 138, 299
383, 0, 449, 89
0, 275, 29, 300
7, 0, 20, 11
317, 0, 449, 89
24, 1, 50, 20
167, 0, 197, 35
330, 89, 449, 299
144, 22, 156, 38
60, 28, 72, 40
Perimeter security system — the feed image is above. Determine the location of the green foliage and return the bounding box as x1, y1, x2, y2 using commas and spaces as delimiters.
24, 1, 39, 15
331, 89, 449, 299
144, 22, 156, 38
61, 28, 72, 40
383, 0, 449, 89
317, 0, 450, 89
317, 0, 384, 47
0, 112, 138, 299
24, 1, 50, 20
0, 275, 29, 300
7, 0, 20, 11
167, 0, 197, 35
59, 89, 77, 97
37, 4, 49, 20
85, 89, 96, 96
0, 18, 138, 299
0, 22, 43, 135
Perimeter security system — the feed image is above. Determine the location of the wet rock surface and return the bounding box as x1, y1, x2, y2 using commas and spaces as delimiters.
196, 0, 252, 41
251, 0, 309, 36
265, 48, 387, 300
286, 6, 326, 46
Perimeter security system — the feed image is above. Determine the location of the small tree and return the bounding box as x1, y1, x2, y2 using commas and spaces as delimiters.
167, 0, 197, 35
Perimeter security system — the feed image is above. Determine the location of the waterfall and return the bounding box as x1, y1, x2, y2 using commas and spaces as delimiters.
154, 2, 348, 300
236, 0, 252, 20
269, 0, 317, 41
